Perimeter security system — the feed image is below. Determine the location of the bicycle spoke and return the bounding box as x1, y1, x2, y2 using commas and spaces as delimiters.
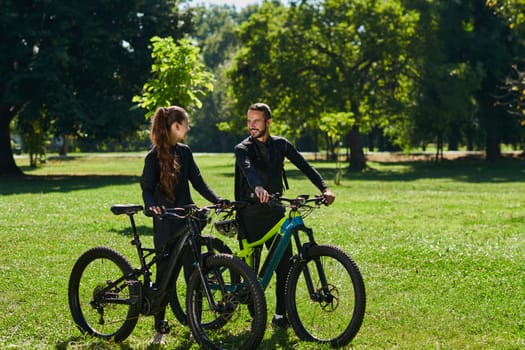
187, 254, 266, 350
68, 247, 140, 342
286, 245, 365, 347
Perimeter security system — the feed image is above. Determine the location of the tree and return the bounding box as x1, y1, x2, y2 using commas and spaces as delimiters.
401, 0, 486, 157
0, 0, 192, 176
132, 36, 214, 118
489, 0, 525, 151
497, 65, 525, 127
450, 0, 520, 161
186, 4, 256, 152
228, 0, 419, 170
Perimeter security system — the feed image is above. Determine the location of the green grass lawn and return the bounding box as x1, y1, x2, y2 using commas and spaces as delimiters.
1, 153, 524, 349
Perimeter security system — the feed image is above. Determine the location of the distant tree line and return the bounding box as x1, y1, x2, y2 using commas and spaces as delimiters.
1, 0, 524, 176
216, 0, 525, 169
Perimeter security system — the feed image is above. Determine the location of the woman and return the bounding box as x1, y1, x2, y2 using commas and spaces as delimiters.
140, 105, 226, 344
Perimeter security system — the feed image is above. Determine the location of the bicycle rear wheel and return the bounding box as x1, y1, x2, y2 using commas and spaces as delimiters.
169, 236, 232, 325
186, 253, 267, 350
68, 247, 141, 342
285, 244, 365, 348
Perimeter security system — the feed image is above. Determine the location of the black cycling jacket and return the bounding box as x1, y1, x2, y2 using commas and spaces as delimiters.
141, 143, 221, 209
234, 135, 328, 202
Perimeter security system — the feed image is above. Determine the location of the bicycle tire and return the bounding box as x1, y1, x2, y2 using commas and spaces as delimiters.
68, 246, 141, 342
285, 244, 365, 348
186, 253, 267, 350
169, 236, 232, 325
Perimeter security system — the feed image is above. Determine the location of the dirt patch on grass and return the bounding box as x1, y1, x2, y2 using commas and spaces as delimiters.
365, 151, 524, 163
304, 151, 524, 162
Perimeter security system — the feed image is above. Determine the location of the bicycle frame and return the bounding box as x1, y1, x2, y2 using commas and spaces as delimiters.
104, 206, 223, 315
69, 203, 269, 349
234, 199, 318, 290
208, 195, 367, 348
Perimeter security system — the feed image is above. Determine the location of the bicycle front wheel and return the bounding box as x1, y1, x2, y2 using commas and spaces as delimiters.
169, 236, 232, 325
68, 247, 141, 342
186, 253, 267, 350
285, 244, 365, 348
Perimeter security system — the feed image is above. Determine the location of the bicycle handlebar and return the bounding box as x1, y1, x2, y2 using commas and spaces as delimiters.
217, 194, 327, 213
154, 203, 226, 220
147, 194, 327, 221
269, 193, 327, 207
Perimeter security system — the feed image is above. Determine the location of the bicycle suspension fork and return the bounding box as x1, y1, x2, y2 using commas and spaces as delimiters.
291, 224, 332, 302
186, 221, 224, 311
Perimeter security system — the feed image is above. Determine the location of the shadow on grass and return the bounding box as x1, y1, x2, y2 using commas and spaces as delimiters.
56, 336, 189, 349
2, 158, 523, 197
0, 174, 140, 196
259, 327, 294, 348
109, 224, 154, 237
55, 336, 135, 350
284, 158, 525, 184
56, 329, 300, 350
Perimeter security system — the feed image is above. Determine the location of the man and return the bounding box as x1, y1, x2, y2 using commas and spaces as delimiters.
234, 102, 335, 329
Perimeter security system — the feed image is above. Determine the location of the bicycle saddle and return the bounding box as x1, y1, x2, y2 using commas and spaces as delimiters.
111, 204, 144, 215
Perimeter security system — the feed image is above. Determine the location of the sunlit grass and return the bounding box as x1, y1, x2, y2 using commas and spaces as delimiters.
1, 153, 524, 349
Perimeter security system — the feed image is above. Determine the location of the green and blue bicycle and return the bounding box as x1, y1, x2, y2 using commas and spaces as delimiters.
170, 193, 366, 348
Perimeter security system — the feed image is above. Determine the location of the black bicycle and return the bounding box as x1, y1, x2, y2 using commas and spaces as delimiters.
68, 203, 267, 350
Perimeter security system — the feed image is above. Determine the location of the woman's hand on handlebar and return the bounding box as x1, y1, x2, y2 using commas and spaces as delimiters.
216, 199, 231, 209
147, 206, 165, 215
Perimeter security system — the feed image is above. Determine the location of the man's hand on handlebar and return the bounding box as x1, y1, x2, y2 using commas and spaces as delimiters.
254, 186, 270, 203
322, 188, 336, 206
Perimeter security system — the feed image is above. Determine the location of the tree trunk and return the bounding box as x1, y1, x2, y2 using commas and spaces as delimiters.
478, 95, 501, 163
59, 135, 69, 156
435, 133, 444, 162
347, 125, 366, 171
447, 123, 460, 151
0, 108, 23, 177
485, 133, 501, 162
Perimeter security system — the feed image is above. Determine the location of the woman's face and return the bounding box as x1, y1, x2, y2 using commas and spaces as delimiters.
169, 118, 190, 145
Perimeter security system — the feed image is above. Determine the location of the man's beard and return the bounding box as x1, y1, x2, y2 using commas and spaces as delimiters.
250, 126, 267, 139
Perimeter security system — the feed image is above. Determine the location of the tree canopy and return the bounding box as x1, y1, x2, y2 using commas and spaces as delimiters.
132, 36, 214, 118
224, 0, 524, 167
228, 0, 420, 169
0, 0, 192, 175
1, 0, 524, 176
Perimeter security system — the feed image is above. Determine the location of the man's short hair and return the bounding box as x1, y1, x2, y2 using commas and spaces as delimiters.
248, 103, 272, 120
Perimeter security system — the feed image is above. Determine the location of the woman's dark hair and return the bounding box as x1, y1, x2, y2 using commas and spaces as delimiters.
150, 106, 189, 201
248, 102, 272, 120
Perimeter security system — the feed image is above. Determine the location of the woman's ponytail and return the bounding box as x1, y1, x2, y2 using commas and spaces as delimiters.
149, 106, 186, 202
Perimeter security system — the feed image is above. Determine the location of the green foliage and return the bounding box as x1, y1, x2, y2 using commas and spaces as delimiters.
412, 0, 522, 159
1, 153, 524, 349
133, 36, 214, 118
498, 65, 525, 133
228, 0, 420, 167
21, 118, 49, 167
319, 112, 355, 141
2, 0, 525, 176
487, 0, 525, 28
182, 4, 249, 152
0, 0, 192, 175
222, 0, 525, 162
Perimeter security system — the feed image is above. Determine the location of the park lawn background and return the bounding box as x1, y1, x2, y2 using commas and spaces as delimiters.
0, 152, 523, 349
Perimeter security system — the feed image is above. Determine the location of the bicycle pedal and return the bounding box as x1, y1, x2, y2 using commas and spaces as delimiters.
157, 320, 171, 334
